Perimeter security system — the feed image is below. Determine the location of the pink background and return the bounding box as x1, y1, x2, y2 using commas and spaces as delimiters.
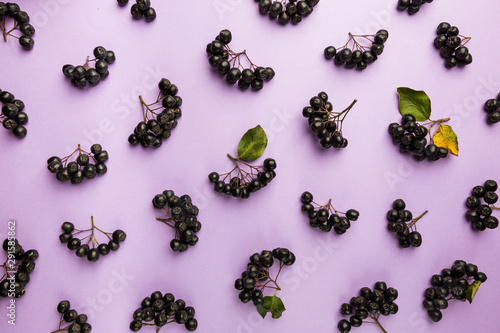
1, 1, 499, 332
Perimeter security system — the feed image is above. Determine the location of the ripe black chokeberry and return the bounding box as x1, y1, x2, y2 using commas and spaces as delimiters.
47, 144, 108, 184
153, 189, 202, 252
483, 94, 500, 125
129, 78, 182, 149
338, 282, 398, 332
128, 0, 156, 21
465, 180, 499, 231
59, 217, 126, 262
397, 0, 433, 15
207, 29, 274, 91
325, 30, 388, 71
434, 22, 472, 68
209, 125, 275, 199
235, 247, 295, 318
423, 260, 486, 322
53, 301, 92, 332
62, 46, 115, 88
300, 191, 359, 234
0, 90, 28, 138
386, 199, 427, 248
0, 4, 35, 49
130, 292, 198, 331
303, 92, 356, 150
0, 238, 38, 299
255, 0, 319, 25
391, 88, 458, 161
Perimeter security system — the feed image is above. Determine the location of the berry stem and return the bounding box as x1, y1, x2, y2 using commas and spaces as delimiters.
369, 314, 388, 333
407, 210, 428, 229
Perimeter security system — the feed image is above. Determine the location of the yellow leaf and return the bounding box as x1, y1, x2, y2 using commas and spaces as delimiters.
433, 124, 459, 156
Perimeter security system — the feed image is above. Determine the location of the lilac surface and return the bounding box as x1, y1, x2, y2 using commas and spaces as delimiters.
1, 1, 500, 332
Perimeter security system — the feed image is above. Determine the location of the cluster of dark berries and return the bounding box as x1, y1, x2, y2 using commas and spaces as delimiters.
424, 260, 487, 322
0, 2, 35, 49
152, 190, 202, 252
55, 300, 92, 333
338, 282, 399, 333
324, 30, 389, 71
300, 191, 359, 234
483, 94, 500, 124
117, 0, 156, 22
129, 291, 198, 331
128, 78, 182, 148
1, 89, 28, 138
235, 248, 295, 308
396, 0, 434, 15
256, 0, 319, 25
303, 92, 357, 149
388, 114, 449, 161
47, 144, 108, 184
465, 180, 499, 231
386, 199, 427, 248
207, 29, 275, 91
209, 157, 277, 199
434, 22, 472, 69
62, 46, 116, 88
59, 217, 126, 262
0, 238, 38, 298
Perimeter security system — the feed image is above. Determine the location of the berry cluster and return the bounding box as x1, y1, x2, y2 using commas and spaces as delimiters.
386, 199, 427, 248
54, 300, 92, 333
47, 144, 108, 184
434, 22, 472, 69
206, 29, 275, 91
58, 217, 126, 262
62, 46, 116, 88
324, 30, 389, 71
234, 248, 295, 317
256, 0, 320, 25
152, 190, 202, 252
209, 156, 277, 199
396, 0, 434, 15
0, 2, 35, 49
388, 114, 450, 161
1, 89, 28, 138
338, 282, 399, 333
128, 78, 182, 148
129, 291, 198, 331
465, 180, 499, 231
483, 94, 500, 125
122, 0, 156, 22
424, 260, 487, 322
300, 191, 359, 234
0, 238, 38, 298
302, 92, 357, 149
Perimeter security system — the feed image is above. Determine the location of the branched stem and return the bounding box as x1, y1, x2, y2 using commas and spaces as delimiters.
407, 210, 428, 230
369, 314, 388, 333
219, 154, 264, 187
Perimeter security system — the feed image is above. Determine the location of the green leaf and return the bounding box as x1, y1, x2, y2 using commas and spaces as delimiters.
237, 125, 268, 161
433, 124, 459, 156
465, 280, 482, 303
397, 87, 432, 121
256, 304, 268, 319
257, 295, 286, 319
